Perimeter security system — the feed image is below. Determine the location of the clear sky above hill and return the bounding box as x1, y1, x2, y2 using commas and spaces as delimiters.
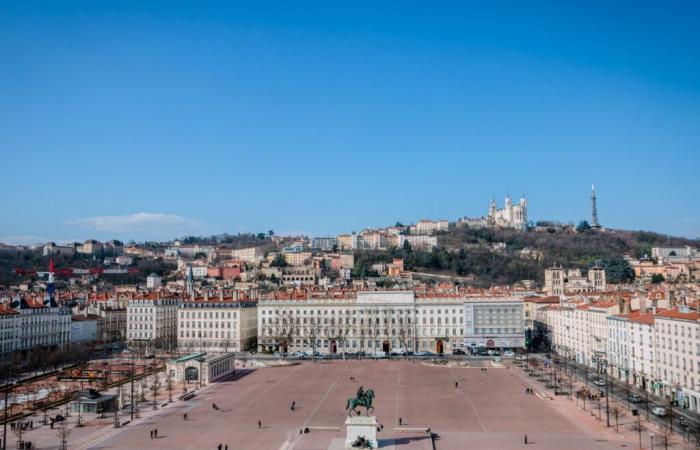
1, 1, 699, 243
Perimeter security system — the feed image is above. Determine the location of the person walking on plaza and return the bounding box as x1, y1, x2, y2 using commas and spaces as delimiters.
150, 430, 154, 439
399, 417, 403, 426
258, 420, 262, 429
524, 434, 528, 444
154, 428, 158, 438
291, 400, 295, 411
183, 412, 188, 420
218, 444, 222, 450
455, 381, 458, 388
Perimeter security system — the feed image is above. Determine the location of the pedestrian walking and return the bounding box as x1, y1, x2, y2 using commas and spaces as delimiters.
399, 417, 403, 426
524, 434, 528, 444
150, 430, 153, 439
155, 429, 158, 438
455, 381, 458, 388
225, 445, 228, 450
258, 420, 262, 429
184, 413, 188, 420
291, 401, 295, 411
218, 444, 222, 450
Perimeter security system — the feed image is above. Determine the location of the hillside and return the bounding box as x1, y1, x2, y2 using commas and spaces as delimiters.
354, 227, 699, 287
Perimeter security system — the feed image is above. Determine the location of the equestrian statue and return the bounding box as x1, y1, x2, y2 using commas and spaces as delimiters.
346, 385, 375, 416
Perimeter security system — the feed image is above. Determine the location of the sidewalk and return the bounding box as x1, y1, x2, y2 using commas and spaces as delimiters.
513, 360, 682, 449
3, 371, 214, 450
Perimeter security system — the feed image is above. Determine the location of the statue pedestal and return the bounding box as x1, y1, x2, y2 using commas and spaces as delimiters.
345, 416, 378, 448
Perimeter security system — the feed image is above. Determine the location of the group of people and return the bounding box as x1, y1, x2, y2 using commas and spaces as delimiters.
11, 420, 33, 430
524, 387, 535, 395
149, 428, 159, 439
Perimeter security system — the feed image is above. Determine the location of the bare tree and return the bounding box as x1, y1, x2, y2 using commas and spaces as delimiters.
57, 419, 71, 450
166, 375, 174, 403
12, 419, 26, 447
151, 373, 162, 410
655, 426, 672, 450
396, 310, 415, 358
628, 415, 645, 449
610, 405, 624, 432
330, 312, 349, 360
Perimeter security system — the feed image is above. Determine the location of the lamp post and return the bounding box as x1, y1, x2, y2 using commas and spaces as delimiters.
2, 382, 12, 450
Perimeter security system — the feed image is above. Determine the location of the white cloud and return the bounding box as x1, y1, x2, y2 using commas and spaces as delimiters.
66, 212, 202, 239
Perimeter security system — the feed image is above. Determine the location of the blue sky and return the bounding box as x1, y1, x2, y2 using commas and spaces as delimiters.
1, 1, 699, 243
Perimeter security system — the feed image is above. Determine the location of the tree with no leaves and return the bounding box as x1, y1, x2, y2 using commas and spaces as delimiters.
12, 419, 26, 447
57, 419, 71, 450
151, 373, 162, 410
628, 416, 644, 449
610, 405, 624, 432
166, 375, 174, 403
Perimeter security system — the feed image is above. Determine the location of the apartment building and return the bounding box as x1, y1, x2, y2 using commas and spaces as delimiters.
15, 297, 71, 352
231, 246, 265, 263
177, 293, 257, 353
542, 299, 700, 413
126, 294, 181, 346
654, 307, 700, 411
0, 305, 18, 365
413, 219, 449, 235
463, 298, 525, 349
398, 235, 438, 250
284, 251, 312, 267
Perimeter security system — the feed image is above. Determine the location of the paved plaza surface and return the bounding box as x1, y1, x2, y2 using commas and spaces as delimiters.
13, 359, 649, 450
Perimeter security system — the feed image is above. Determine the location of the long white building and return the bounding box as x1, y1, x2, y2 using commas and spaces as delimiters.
257, 290, 524, 355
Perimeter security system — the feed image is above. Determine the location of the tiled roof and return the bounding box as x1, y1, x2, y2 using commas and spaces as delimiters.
656, 308, 700, 321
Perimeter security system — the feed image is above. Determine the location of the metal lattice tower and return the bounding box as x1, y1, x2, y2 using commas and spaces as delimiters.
591, 184, 600, 228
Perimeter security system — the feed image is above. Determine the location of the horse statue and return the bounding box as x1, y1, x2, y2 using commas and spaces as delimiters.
346, 386, 375, 416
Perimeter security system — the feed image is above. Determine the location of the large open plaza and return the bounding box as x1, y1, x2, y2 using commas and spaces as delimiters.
8, 358, 657, 450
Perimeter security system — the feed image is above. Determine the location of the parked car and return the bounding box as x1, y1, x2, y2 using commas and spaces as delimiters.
452, 349, 466, 355
652, 407, 667, 417
373, 351, 388, 359
594, 379, 606, 387
503, 350, 515, 357
628, 394, 644, 403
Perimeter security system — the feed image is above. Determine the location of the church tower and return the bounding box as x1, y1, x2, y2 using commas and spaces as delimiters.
590, 185, 600, 228
504, 195, 513, 221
